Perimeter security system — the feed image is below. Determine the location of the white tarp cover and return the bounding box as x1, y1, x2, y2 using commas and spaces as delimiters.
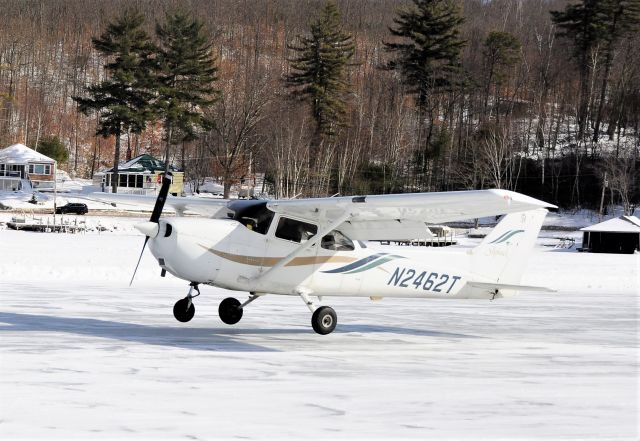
580, 216, 640, 233
0, 143, 55, 164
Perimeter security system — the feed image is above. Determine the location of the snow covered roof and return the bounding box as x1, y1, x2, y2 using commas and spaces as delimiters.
103, 154, 178, 173
0, 143, 55, 164
581, 216, 640, 233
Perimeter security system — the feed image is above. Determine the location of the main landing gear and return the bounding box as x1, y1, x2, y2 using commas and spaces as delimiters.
219, 293, 259, 325
300, 292, 337, 335
172, 284, 337, 335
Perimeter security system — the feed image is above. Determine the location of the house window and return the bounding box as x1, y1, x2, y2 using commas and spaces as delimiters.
27, 164, 51, 175
275, 217, 317, 243
136, 175, 143, 188
119, 174, 127, 187
0, 164, 5, 175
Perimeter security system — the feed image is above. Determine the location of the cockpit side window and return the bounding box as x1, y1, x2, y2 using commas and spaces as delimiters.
321, 230, 355, 251
275, 217, 318, 243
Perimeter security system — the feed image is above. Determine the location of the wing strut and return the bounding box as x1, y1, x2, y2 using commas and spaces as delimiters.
247, 211, 352, 288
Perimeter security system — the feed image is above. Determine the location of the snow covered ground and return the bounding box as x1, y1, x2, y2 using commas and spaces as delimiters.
0, 215, 638, 440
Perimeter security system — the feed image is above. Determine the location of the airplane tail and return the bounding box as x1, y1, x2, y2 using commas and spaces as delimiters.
468, 208, 550, 297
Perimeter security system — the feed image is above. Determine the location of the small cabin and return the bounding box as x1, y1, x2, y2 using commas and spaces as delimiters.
94, 154, 184, 195
0, 143, 56, 191
580, 216, 640, 254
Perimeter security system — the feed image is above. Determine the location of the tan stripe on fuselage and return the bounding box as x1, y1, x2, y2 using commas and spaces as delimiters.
200, 245, 357, 268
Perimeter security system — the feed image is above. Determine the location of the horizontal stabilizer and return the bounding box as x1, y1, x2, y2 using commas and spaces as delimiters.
467, 281, 556, 293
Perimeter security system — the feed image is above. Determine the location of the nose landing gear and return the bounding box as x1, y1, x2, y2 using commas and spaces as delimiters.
173, 283, 200, 323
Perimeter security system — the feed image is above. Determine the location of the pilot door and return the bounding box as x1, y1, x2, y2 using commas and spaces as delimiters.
264, 215, 321, 288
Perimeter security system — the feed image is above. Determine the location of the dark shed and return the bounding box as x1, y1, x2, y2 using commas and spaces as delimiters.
581, 216, 640, 254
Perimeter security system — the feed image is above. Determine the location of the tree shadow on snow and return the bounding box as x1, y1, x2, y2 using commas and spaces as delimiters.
0, 312, 281, 352
0, 312, 479, 351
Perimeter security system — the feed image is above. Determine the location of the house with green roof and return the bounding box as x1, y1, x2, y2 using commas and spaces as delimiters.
93, 154, 184, 195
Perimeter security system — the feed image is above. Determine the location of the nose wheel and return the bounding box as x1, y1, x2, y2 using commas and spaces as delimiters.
173, 298, 195, 322
173, 283, 200, 323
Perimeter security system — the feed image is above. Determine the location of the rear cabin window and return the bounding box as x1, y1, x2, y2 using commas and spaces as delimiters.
275, 217, 318, 243
321, 230, 355, 251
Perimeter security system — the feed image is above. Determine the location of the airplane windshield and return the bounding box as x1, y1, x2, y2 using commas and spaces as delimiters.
224, 200, 275, 235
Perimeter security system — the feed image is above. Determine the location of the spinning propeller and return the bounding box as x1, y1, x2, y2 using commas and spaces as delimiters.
130, 172, 173, 285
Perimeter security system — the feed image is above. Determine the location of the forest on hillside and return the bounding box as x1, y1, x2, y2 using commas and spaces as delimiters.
0, 0, 638, 211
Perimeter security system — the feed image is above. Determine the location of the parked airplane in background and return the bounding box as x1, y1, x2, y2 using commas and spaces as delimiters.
93, 175, 556, 334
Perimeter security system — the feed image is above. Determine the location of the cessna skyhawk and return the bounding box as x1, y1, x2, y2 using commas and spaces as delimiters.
93, 175, 555, 334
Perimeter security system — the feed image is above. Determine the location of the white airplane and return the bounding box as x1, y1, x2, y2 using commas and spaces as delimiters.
94, 174, 556, 334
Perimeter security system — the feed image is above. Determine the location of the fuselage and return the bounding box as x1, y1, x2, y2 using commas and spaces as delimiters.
148, 216, 498, 300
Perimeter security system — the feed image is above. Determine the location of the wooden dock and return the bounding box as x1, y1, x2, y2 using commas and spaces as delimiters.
6, 216, 86, 233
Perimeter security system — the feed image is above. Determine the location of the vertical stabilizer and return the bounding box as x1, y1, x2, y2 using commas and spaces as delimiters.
470, 209, 548, 290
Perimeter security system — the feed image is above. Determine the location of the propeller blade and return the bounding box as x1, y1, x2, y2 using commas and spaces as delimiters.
130, 172, 172, 286
150, 172, 173, 223
130, 236, 149, 286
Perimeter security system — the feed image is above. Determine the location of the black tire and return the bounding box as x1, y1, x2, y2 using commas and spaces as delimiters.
219, 297, 243, 325
173, 297, 195, 323
311, 306, 337, 335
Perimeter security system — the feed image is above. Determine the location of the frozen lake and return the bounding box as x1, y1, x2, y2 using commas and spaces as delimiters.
0, 226, 638, 439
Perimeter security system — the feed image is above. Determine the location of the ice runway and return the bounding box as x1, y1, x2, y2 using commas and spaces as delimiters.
0, 228, 638, 439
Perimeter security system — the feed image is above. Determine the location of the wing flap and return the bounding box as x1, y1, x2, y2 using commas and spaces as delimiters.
339, 219, 434, 240
467, 281, 556, 293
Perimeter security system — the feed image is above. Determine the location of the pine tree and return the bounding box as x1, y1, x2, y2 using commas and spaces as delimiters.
592, 0, 640, 142
552, 0, 640, 142
385, 0, 466, 114
551, 0, 608, 141
33, 136, 69, 164
482, 31, 521, 119
287, 1, 356, 143
154, 12, 219, 171
73, 9, 155, 193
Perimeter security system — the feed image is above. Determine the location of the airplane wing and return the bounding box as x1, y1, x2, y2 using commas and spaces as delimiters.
86, 188, 555, 241
86, 192, 230, 217
267, 189, 556, 240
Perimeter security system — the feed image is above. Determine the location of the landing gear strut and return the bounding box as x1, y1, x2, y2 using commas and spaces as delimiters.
173, 283, 200, 323
219, 293, 259, 325
299, 291, 337, 335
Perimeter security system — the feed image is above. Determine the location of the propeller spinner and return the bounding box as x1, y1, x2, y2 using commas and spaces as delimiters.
130, 172, 173, 285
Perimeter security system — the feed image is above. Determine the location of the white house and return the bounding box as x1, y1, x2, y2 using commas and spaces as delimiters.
0, 143, 56, 191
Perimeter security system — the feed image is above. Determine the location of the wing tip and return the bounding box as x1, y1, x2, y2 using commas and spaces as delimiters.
489, 189, 557, 209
